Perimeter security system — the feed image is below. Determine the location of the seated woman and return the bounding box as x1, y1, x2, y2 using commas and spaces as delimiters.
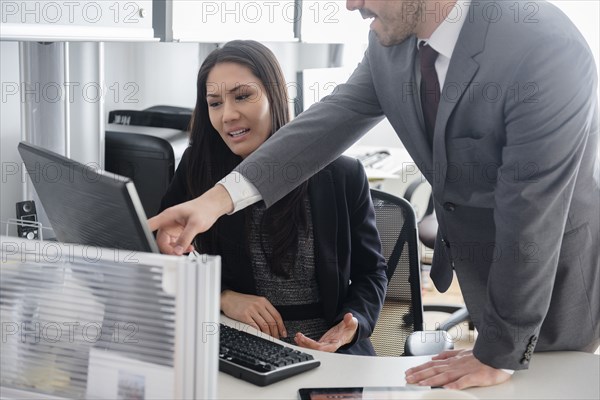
157, 40, 387, 355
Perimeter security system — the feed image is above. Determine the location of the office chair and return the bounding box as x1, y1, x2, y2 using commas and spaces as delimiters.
369, 189, 452, 357
403, 180, 471, 332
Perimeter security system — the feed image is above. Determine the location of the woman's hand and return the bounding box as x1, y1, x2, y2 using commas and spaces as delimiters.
149, 185, 233, 255
221, 290, 287, 339
294, 312, 358, 352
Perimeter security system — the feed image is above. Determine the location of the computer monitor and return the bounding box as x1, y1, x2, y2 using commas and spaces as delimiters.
18, 141, 159, 253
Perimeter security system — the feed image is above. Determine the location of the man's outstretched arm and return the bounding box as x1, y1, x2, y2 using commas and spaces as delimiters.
148, 184, 233, 255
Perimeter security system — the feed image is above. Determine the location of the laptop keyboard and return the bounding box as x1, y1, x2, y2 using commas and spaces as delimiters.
219, 323, 321, 386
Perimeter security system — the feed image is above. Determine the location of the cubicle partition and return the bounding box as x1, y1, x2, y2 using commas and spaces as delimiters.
0, 236, 220, 399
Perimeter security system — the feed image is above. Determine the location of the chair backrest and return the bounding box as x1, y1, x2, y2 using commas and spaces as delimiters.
369, 189, 424, 356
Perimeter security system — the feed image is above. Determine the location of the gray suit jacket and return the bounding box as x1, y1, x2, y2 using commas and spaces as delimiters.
235, 1, 599, 370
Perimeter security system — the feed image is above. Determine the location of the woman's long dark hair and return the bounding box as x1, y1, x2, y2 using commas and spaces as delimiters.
187, 40, 308, 278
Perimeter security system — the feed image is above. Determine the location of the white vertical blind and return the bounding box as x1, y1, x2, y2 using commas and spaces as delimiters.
550, 1, 600, 76
171, 0, 296, 42
549, 0, 599, 157
300, 1, 370, 43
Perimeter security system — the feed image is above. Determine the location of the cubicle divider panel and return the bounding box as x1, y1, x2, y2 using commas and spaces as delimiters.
0, 237, 220, 400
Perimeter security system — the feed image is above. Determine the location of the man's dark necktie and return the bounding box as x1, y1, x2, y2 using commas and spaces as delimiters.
419, 43, 440, 145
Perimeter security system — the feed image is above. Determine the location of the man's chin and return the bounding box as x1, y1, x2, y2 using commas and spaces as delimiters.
373, 29, 411, 47
374, 32, 403, 47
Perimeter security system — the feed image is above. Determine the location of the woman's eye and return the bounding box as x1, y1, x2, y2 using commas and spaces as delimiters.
236, 94, 251, 101
209, 102, 222, 108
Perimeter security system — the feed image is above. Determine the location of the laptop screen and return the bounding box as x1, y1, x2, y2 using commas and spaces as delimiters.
18, 141, 158, 253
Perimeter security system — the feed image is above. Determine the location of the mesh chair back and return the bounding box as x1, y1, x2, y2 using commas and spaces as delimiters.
370, 189, 423, 356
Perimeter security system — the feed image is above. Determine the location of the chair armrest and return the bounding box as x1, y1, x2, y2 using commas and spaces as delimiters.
417, 213, 437, 249
404, 330, 454, 356
423, 305, 471, 331
403, 179, 434, 220
423, 304, 465, 314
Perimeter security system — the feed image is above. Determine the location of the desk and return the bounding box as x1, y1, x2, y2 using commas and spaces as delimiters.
219, 318, 600, 400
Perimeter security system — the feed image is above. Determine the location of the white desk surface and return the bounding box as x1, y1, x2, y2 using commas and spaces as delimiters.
219, 318, 600, 400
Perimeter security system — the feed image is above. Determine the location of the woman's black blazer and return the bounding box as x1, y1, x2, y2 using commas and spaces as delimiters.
160, 149, 387, 355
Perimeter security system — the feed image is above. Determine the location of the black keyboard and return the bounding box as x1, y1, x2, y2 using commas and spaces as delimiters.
219, 323, 321, 386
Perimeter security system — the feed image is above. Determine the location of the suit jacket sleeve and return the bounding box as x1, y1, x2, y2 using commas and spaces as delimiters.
234, 34, 384, 207
337, 159, 388, 344
473, 36, 598, 369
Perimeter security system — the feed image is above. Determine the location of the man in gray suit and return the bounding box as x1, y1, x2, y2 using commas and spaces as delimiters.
150, 0, 599, 389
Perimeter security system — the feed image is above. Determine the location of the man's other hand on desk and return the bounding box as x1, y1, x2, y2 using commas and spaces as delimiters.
149, 185, 233, 255
295, 312, 358, 353
405, 349, 511, 389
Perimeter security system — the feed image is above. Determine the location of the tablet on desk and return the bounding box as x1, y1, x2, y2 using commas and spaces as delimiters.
298, 387, 478, 400
298, 387, 427, 400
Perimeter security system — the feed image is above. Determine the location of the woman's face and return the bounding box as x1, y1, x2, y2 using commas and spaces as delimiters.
206, 62, 272, 159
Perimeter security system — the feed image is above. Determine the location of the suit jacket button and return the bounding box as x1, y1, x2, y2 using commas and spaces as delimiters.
531, 336, 538, 344
443, 202, 456, 212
